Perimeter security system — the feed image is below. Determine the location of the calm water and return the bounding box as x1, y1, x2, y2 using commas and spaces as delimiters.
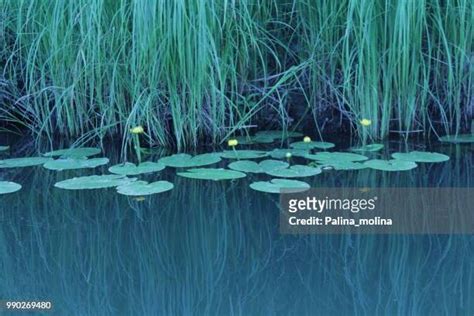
0, 135, 473, 315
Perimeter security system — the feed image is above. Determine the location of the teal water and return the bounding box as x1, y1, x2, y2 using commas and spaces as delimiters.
0, 136, 473, 315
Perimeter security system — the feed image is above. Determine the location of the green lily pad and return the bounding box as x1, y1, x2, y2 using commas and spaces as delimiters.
177, 168, 246, 181
109, 161, 165, 175
318, 161, 367, 170
290, 141, 335, 150
116, 180, 174, 196
0, 146, 9, 152
268, 148, 309, 159
220, 150, 268, 159
266, 165, 322, 178
55, 175, 136, 190
44, 158, 109, 171
234, 135, 274, 144
350, 144, 384, 152
305, 152, 369, 162
228, 159, 289, 173
158, 153, 221, 168
255, 130, 303, 139
43, 147, 101, 158
439, 134, 474, 143
0, 181, 22, 194
0, 157, 53, 168
250, 179, 310, 193
391, 151, 449, 163
364, 159, 417, 171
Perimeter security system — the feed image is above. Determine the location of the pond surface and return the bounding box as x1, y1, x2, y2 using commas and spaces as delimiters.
0, 134, 473, 315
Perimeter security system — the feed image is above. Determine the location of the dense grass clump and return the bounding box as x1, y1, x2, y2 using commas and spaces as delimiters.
0, 0, 472, 148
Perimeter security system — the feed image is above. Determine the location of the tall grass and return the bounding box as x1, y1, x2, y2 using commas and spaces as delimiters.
297, 0, 473, 140
0, 0, 472, 148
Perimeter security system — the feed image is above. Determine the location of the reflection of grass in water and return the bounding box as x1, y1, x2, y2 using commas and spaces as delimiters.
0, 144, 473, 314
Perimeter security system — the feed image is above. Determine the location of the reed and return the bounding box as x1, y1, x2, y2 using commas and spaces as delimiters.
1, 0, 472, 147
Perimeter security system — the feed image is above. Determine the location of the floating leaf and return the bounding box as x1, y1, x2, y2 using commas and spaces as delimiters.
234, 135, 274, 144
44, 158, 109, 171
364, 159, 417, 171
159, 153, 221, 168
268, 148, 309, 159
177, 168, 246, 181
43, 147, 101, 158
54, 175, 136, 190
391, 151, 449, 163
109, 161, 165, 175
116, 180, 174, 196
318, 161, 367, 171
228, 159, 289, 173
255, 130, 303, 139
305, 152, 368, 162
266, 165, 321, 178
439, 134, 474, 143
0, 181, 22, 194
0, 146, 9, 152
250, 179, 310, 193
290, 141, 335, 150
220, 150, 268, 159
350, 144, 384, 152
0, 157, 52, 168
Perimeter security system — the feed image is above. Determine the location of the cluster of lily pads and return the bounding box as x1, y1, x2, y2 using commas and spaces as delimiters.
0, 131, 472, 195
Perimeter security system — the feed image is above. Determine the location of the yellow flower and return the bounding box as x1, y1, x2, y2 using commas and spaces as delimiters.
228, 139, 238, 147
130, 126, 144, 134
360, 119, 372, 127
134, 196, 146, 202
285, 152, 292, 159
303, 136, 311, 143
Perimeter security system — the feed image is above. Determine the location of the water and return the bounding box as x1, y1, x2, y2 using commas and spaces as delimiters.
0, 135, 473, 315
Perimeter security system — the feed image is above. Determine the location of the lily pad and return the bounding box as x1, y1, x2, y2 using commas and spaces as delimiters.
439, 134, 474, 143
116, 180, 174, 196
364, 159, 417, 171
44, 158, 109, 171
0, 146, 9, 152
350, 144, 384, 152
228, 159, 289, 173
0, 157, 52, 168
0, 181, 22, 194
391, 151, 449, 163
304, 152, 368, 162
43, 147, 101, 158
109, 162, 165, 175
255, 130, 303, 139
220, 150, 268, 159
177, 168, 246, 181
290, 141, 335, 150
318, 161, 367, 171
159, 153, 221, 168
266, 165, 322, 178
250, 179, 310, 193
269, 148, 309, 159
234, 135, 274, 144
55, 175, 136, 190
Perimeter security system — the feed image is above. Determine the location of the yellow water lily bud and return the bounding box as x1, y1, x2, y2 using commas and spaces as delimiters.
228, 139, 238, 147
360, 119, 372, 127
285, 152, 292, 159
130, 126, 144, 134
303, 136, 311, 143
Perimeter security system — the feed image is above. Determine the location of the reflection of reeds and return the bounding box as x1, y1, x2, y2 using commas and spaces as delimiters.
0, 143, 473, 314
1, 1, 472, 148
